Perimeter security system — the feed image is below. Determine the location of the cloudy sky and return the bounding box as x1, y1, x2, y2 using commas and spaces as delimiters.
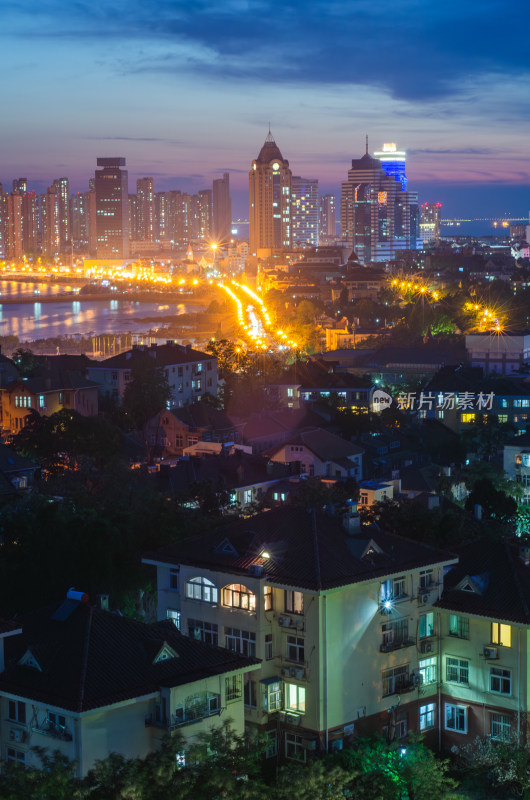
1, 0, 529, 221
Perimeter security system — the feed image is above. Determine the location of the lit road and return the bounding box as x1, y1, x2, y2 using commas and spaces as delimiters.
218, 280, 298, 352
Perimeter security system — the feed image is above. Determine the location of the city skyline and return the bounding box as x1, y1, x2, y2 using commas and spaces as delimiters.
1, 0, 529, 223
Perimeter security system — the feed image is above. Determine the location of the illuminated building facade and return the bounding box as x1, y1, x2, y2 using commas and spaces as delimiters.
319, 194, 336, 239
12, 178, 27, 194
212, 173, 231, 243
95, 158, 129, 259
373, 143, 407, 190
137, 177, 155, 241
41, 185, 61, 259
22, 191, 39, 254
341, 144, 420, 264
53, 177, 70, 252
291, 176, 319, 247
5, 193, 23, 260
0, 185, 7, 257
420, 202, 442, 245
197, 189, 213, 240
249, 131, 291, 256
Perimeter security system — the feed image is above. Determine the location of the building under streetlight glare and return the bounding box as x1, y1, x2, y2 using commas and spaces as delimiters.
249, 130, 292, 257
420, 202, 442, 245
95, 157, 129, 260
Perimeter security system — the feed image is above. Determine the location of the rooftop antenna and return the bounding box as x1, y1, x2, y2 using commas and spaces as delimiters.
365, 134, 369, 155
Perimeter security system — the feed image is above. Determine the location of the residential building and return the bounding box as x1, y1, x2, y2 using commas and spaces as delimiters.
465, 332, 530, 376
266, 359, 374, 410
137, 177, 155, 241
319, 195, 336, 240
435, 539, 530, 747
22, 191, 39, 255
41, 186, 61, 259
358, 479, 394, 509
197, 189, 213, 241
0, 444, 39, 500
0, 592, 259, 775
4, 193, 23, 260
86, 341, 218, 408
144, 402, 243, 458
144, 506, 457, 758
291, 177, 319, 247
341, 142, 420, 264
503, 432, 530, 504
213, 173, 231, 243
249, 131, 292, 257
0, 185, 8, 257
420, 202, 442, 245
95, 157, 129, 259
268, 427, 364, 479
53, 177, 70, 252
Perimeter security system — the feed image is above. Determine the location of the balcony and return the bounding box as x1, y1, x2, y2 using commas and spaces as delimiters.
145, 706, 223, 731
32, 722, 73, 741
380, 639, 415, 653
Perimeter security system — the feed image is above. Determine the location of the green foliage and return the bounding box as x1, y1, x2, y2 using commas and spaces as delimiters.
122, 358, 171, 429
0, 748, 80, 800
465, 478, 517, 526
452, 735, 530, 799
11, 347, 40, 377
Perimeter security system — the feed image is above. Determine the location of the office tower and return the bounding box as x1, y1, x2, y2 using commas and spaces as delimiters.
319, 194, 336, 239
373, 142, 407, 190
12, 178, 27, 194
341, 141, 419, 264
137, 177, 154, 241
22, 191, 39, 254
197, 189, 213, 240
5, 193, 23, 259
41, 186, 61, 259
52, 177, 70, 252
212, 172, 231, 243
0, 185, 7, 257
95, 157, 129, 259
420, 202, 442, 245
291, 176, 319, 247
249, 130, 291, 256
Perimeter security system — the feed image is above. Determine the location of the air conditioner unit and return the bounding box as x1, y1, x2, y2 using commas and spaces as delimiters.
286, 713, 301, 726
281, 667, 290, 678
484, 646, 499, 660
278, 711, 287, 721
278, 615, 292, 627
420, 640, 433, 654
9, 729, 25, 743
289, 666, 305, 680
418, 593, 430, 604
412, 672, 423, 686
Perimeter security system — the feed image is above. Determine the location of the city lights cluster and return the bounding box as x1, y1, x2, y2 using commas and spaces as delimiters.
231, 281, 298, 350
389, 278, 440, 302
463, 301, 505, 332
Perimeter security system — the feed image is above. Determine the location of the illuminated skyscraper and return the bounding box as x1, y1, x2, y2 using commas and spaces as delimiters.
12, 178, 27, 194
0, 185, 7, 257
341, 141, 420, 264
249, 131, 291, 256
291, 176, 319, 247
53, 177, 70, 252
41, 185, 60, 259
420, 202, 442, 245
212, 173, 231, 243
5, 193, 23, 259
22, 191, 39, 254
319, 194, 336, 239
373, 143, 407, 190
197, 189, 213, 240
95, 158, 129, 259
137, 177, 155, 241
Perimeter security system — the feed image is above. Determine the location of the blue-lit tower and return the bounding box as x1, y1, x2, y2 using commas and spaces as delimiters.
373, 143, 407, 190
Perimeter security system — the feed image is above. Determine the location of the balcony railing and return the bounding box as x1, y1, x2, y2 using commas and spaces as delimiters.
145, 707, 223, 731
380, 639, 415, 653
32, 722, 73, 741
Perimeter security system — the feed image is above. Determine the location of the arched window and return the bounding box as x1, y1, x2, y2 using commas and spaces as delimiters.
222, 584, 256, 612
185, 577, 218, 604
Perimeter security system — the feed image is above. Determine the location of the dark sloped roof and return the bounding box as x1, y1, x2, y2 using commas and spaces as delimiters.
0, 604, 258, 712
144, 506, 456, 592
435, 539, 530, 625
158, 452, 292, 495
268, 427, 364, 461
0, 444, 37, 474
256, 132, 284, 164
271, 359, 373, 390
6, 372, 99, 394
171, 402, 235, 431
93, 343, 214, 370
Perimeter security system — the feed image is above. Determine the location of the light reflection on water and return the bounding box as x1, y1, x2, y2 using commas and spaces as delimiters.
0, 285, 201, 341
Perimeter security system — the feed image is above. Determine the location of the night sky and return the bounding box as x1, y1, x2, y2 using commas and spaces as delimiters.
2, 0, 529, 222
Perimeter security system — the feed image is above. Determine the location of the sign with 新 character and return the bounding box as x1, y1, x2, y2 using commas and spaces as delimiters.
396, 391, 495, 411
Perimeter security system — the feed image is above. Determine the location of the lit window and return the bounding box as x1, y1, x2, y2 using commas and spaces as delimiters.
285, 590, 304, 615
449, 615, 468, 638
188, 619, 218, 646
419, 656, 437, 685
445, 703, 467, 733
382, 665, 409, 696
166, 609, 180, 629
419, 612, 435, 638
461, 413, 476, 423
491, 623, 511, 647
264, 586, 273, 611
222, 584, 256, 612
285, 683, 306, 713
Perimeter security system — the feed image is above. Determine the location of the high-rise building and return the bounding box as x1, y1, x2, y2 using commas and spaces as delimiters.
212, 172, 231, 243
319, 194, 336, 239
12, 178, 27, 195
41, 186, 61, 259
5, 193, 23, 260
128, 194, 139, 242
22, 191, 39, 254
53, 177, 70, 252
0, 185, 8, 257
197, 189, 213, 240
136, 177, 155, 241
95, 158, 129, 259
249, 131, 291, 256
420, 202, 442, 245
341, 142, 420, 264
291, 176, 319, 247
71, 191, 96, 252
373, 142, 407, 190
